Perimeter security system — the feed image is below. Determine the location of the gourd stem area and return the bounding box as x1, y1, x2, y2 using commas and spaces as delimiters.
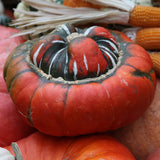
30, 24, 120, 81
11, 143, 23, 160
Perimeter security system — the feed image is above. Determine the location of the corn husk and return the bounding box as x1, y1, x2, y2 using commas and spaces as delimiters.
129, 0, 152, 6
12, 0, 136, 38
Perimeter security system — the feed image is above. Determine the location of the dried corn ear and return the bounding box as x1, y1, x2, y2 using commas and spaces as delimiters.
129, 5, 160, 27
149, 52, 160, 77
136, 28, 160, 50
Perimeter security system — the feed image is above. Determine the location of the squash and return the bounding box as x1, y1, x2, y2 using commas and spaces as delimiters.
112, 78, 160, 160
0, 25, 35, 147
122, 27, 160, 77
3, 24, 156, 136
5, 132, 136, 160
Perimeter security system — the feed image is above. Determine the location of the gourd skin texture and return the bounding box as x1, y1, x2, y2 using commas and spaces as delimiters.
5, 132, 136, 160
3, 24, 156, 136
0, 25, 35, 147
112, 78, 160, 160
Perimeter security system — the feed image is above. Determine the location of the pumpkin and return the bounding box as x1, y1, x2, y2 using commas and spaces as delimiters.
5, 132, 136, 160
3, 24, 156, 136
112, 78, 160, 160
0, 25, 35, 147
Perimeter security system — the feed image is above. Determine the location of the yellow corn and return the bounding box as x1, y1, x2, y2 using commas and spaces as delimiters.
149, 52, 160, 77
129, 5, 160, 27
135, 28, 160, 50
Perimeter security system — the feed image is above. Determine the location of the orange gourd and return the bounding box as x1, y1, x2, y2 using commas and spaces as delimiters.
0, 25, 35, 147
122, 27, 160, 77
3, 24, 156, 136
112, 78, 160, 160
5, 132, 136, 160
